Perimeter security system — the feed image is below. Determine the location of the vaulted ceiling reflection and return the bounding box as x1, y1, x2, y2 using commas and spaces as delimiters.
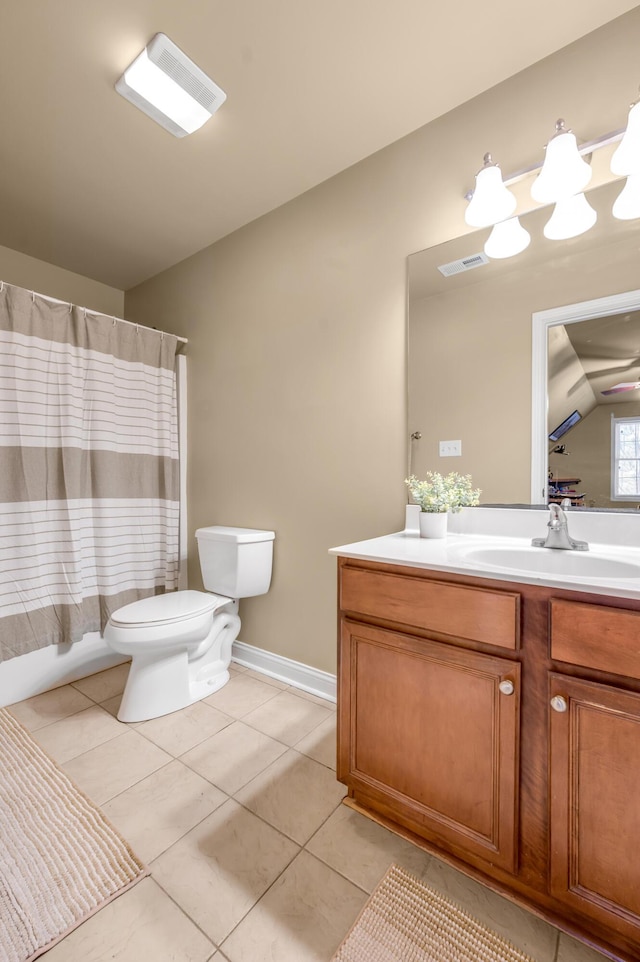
548, 311, 640, 508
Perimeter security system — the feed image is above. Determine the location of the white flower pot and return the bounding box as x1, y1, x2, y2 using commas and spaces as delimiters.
419, 511, 448, 539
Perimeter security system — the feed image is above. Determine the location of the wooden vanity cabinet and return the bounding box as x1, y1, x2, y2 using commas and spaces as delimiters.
340, 619, 520, 872
336, 556, 640, 962
549, 673, 640, 943
548, 599, 640, 950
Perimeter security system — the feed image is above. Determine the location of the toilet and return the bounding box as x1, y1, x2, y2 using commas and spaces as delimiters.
104, 525, 275, 722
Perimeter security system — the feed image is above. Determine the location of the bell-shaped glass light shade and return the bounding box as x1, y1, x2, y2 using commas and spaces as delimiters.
613, 174, 640, 220
531, 126, 592, 203
611, 101, 640, 176
484, 217, 531, 259
465, 163, 517, 228
543, 193, 597, 240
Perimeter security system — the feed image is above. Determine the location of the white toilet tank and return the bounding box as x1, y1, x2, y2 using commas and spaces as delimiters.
195, 525, 275, 598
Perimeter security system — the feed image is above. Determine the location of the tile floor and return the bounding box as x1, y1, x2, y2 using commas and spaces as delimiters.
9, 663, 608, 962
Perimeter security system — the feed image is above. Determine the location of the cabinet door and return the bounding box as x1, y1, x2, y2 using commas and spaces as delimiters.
549, 673, 640, 942
339, 621, 520, 873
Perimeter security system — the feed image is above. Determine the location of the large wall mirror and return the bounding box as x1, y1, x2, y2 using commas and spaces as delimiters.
408, 179, 640, 512
531, 289, 640, 509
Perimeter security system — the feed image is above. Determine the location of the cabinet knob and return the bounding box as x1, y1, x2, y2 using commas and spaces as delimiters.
499, 680, 515, 696
551, 695, 568, 713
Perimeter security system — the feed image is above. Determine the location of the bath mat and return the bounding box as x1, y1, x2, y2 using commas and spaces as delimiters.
332, 863, 536, 962
0, 707, 148, 962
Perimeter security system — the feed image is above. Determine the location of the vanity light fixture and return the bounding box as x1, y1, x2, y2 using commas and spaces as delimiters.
464, 154, 517, 228
612, 173, 640, 219
484, 216, 531, 259
611, 95, 640, 220
116, 33, 226, 138
611, 96, 640, 175
464, 89, 640, 259
543, 192, 597, 240
531, 119, 592, 203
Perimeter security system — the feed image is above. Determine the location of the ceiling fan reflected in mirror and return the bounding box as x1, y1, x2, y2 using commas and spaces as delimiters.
601, 381, 640, 395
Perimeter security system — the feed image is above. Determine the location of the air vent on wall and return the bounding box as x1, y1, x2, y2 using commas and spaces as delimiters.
437, 252, 490, 277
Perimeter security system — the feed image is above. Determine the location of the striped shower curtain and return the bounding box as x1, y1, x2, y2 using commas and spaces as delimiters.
0, 283, 181, 662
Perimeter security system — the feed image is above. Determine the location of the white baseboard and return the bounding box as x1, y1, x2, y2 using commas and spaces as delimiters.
232, 641, 336, 703
1, 634, 337, 709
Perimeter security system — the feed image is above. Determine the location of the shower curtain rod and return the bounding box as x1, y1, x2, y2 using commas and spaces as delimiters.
0, 279, 188, 345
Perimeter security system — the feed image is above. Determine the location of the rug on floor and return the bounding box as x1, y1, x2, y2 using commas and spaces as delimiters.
0, 707, 148, 962
332, 863, 536, 962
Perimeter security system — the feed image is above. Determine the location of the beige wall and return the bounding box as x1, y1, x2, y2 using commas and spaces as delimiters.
0, 244, 124, 316
125, 10, 640, 675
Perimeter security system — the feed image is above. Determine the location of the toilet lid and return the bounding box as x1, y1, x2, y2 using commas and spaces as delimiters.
109, 590, 227, 628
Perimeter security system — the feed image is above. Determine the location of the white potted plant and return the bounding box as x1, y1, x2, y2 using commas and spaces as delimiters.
405, 472, 481, 538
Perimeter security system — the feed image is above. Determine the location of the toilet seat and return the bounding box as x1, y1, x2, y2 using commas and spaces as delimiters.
109, 589, 231, 629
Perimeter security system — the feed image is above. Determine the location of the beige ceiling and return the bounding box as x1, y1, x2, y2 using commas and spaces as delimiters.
566, 310, 640, 402
1, 1, 637, 291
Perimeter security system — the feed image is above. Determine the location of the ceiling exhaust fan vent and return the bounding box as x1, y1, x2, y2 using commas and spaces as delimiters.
151, 38, 222, 112
438, 252, 489, 277
116, 33, 226, 138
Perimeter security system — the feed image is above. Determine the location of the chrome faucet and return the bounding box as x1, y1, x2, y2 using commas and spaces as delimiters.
531, 500, 589, 551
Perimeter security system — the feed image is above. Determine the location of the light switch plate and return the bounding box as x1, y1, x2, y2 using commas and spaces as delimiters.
439, 440, 462, 457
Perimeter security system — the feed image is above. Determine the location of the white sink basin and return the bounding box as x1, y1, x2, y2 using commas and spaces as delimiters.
457, 546, 640, 580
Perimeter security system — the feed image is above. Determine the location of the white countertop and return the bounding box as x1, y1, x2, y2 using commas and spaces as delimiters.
329, 522, 640, 602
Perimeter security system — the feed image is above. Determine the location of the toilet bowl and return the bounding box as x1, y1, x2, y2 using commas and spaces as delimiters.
104, 525, 275, 722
